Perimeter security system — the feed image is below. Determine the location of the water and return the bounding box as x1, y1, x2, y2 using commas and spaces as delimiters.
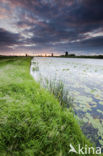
31, 57, 103, 147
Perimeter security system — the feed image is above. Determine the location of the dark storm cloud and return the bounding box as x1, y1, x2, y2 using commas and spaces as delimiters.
66, 0, 103, 25
81, 36, 103, 47
0, 0, 103, 54
0, 28, 20, 45
0, 28, 25, 52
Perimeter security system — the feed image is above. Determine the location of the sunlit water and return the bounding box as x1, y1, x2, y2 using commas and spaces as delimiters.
31, 57, 103, 147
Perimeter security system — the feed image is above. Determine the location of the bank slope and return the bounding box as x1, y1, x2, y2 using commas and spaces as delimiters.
0, 57, 93, 156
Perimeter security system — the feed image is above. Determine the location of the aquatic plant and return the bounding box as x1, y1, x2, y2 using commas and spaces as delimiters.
31, 57, 103, 148
32, 66, 39, 71
44, 79, 74, 109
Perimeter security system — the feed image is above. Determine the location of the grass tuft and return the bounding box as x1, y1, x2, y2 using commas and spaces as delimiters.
44, 79, 73, 109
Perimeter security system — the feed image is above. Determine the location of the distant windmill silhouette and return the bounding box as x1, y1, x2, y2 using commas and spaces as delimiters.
65, 51, 68, 56
51, 53, 54, 57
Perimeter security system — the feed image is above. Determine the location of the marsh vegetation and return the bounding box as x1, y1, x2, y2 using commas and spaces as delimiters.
0, 57, 93, 155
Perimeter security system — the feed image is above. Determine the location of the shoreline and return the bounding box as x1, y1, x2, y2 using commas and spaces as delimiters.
0, 56, 97, 155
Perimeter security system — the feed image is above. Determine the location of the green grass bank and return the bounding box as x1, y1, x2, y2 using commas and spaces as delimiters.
0, 57, 95, 156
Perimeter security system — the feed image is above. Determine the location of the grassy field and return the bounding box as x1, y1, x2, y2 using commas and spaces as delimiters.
0, 57, 95, 155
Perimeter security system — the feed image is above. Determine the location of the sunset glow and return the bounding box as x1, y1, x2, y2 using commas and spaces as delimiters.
0, 0, 103, 55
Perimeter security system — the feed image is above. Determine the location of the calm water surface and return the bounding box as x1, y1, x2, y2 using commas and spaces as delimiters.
31, 57, 103, 147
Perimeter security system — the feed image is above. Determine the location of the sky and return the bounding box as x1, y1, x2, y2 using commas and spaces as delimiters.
0, 0, 103, 55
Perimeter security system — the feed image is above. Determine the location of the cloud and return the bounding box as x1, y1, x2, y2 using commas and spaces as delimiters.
81, 36, 103, 47
0, 28, 23, 52
0, 0, 103, 54
0, 28, 20, 44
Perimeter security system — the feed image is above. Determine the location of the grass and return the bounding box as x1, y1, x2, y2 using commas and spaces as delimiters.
0, 57, 96, 155
44, 79, 73, 108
